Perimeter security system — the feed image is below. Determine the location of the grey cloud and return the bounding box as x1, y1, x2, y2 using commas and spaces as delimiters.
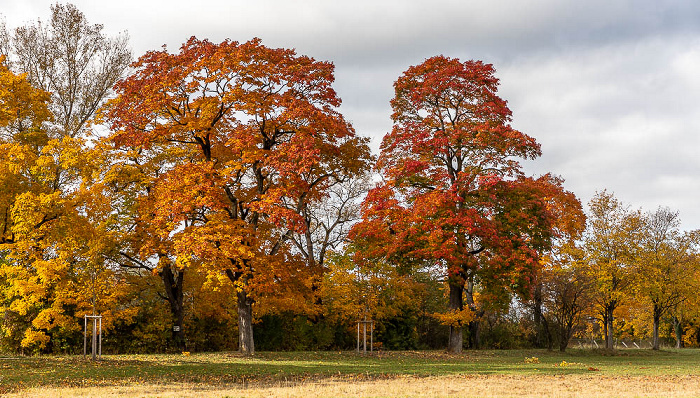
5, 0, 700, 229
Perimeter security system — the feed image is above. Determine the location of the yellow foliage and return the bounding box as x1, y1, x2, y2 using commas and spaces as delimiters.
433, 307, 475, 328
0, 57, 52, 132
21, 328, 50, 349
321, 252, 424, 323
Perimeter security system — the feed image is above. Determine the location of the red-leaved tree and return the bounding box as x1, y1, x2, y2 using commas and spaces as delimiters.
351, 56, 574, 352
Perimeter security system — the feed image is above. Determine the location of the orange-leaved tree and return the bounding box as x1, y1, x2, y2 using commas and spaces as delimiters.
351, 56, 572, 353
96, 139, 194, 351
104, 37, 372, 354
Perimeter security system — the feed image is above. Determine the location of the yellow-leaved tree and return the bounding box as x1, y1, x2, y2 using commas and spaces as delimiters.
582, 191, 643, 350
635, 208, 700, 350
0, 3, 133, 353
321, 250, 424, 339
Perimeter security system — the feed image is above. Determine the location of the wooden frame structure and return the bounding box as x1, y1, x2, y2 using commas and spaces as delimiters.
356, 317, 374, 353
83, 315, 102, 360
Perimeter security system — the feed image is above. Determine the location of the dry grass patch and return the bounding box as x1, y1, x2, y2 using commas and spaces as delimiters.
6, 374, 700, 398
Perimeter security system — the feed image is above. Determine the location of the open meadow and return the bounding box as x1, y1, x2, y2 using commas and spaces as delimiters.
2, 349, 700, 397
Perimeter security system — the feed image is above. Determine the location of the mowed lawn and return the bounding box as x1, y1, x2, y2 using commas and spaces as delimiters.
2, 349, 700, 397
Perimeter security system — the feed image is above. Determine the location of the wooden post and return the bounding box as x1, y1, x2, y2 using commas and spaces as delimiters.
357, 318, 376, 354
98, 317, 102, 359
92, 316, 97, 360
83, 315, 103, 360
83, 315, 87, 359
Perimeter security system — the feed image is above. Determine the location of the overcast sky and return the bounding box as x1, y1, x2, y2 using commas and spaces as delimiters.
3, 0, 700, 230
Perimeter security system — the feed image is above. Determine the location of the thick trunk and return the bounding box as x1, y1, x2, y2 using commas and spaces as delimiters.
673, 316, 683, 349
467, 320, 481, 349
161, 263, 186, 351
652, 305, 662, 350
465, 278, 481, 349
605, 305, 614, 350
447, 282, 463, 353
237, 289, 255, 355
559, 327, 569, 352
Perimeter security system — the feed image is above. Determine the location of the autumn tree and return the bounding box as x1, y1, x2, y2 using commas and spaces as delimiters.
0, 62, 133, 351
321, 250, 423, 338
351, 56, 570, 353
670, 285, 700, 348
636, 208, 700, 350
91, 139, 193, 351
532, 178, 587, 351
1, 3, 131, 137
0, 4, 132, 352
104, 37, 372, 355
583, 191, 642, 350
540, 244, 593, 351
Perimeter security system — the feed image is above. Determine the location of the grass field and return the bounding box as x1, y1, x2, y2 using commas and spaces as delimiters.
2, 349, 700, 397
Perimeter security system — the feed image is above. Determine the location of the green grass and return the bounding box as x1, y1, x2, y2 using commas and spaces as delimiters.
1, 349, 699, 394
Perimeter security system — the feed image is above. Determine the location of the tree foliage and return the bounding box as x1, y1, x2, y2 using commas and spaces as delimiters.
2, 3, 131, 137
582, 191, 643, 350
351, 56, 573, 352
104, 37, 372, 354
0, 5, 132, 352
3, 4, 700, 354
636, 208, 700, 350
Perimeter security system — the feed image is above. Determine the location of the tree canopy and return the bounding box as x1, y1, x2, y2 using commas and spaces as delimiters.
2, 4, 700, 355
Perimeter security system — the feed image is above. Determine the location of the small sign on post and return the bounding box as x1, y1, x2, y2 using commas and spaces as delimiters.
84, 315, 103, 360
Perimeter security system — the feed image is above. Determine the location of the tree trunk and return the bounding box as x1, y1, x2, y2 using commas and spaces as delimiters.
465, 278, 481, 349
652, 304, 662, 350
605, 305, 615, 350
542, 316, 553, 351
559, 326, 569, 352
673, 316, 683, 349
161, 263, 186, 352
447, 282, 463, 353
602, 310, 608, 349
559, 316, 575, 352
467, 319, 481, 349
237, 289, 255, 355
533, 282, 545, 348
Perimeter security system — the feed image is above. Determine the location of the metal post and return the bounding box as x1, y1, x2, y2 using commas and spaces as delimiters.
370, 321, 373, 352
357, 322, 360, 352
